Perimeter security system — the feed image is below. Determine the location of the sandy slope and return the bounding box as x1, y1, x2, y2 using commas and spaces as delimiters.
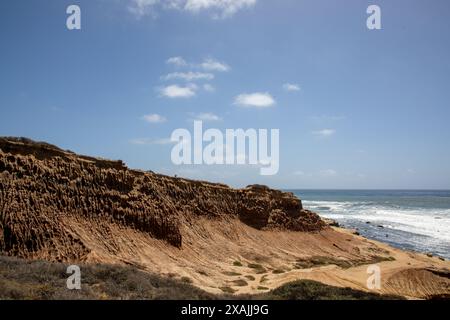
63, 214, 449, 299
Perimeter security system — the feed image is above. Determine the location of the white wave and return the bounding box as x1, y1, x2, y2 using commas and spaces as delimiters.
302, 200, 357, 212
303, 200, 450, 242
351, 208, 450, 242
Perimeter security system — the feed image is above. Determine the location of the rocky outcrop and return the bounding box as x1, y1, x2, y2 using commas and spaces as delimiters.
0, 137, 325, 262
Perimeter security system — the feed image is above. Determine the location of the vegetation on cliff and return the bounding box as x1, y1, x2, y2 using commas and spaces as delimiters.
0, 255, 404, 300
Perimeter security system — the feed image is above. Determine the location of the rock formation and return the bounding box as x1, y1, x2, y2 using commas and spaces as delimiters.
0, 137, 325, 262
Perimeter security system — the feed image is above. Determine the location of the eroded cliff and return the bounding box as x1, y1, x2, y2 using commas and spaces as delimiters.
0, 137, 325, 262
1, 138, 449, 299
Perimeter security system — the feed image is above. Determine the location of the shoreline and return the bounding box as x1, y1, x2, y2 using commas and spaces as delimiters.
297, 190, 450, 260
233, 219, 449, 299
320, 216, 449, 261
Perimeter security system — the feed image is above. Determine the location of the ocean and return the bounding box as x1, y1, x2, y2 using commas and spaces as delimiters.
289, 190, 450, 259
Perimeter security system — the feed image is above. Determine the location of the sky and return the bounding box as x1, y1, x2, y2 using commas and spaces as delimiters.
1, 0, 450, 189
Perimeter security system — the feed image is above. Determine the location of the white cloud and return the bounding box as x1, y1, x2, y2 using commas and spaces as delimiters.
166, 56, 188, 67
164, 56, 230, 73
234, 92, 275, 108
203, 83, 215, 92
142, 113, 166, 123
192, 112, 221, 121
185, 0, 256, 18
130, 137, 174, 145
200, 58, 230, 72
312, 129, 336, 137
283, 83, 300, 92
293, 171, 305, 176
162, 71, 214, 81
319, 169, 337, 177
160, 84, 197, 98
128, 0, 159, 17
129, 0, 257, 19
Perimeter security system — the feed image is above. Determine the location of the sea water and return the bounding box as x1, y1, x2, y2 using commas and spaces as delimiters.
288, 190, 450, 259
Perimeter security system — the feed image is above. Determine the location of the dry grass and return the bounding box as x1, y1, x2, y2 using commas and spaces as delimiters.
0, 255, 405, 300
219, 286, 236, 294
263, 280, 404, 300
293, 255, 395, 270
222, 271, 241, 276
231, 279, 248, 287
272, 269, 286, 274
0, 255, 215, 300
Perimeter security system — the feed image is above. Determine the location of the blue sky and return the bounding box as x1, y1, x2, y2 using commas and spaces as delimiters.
1, 0, 450, 189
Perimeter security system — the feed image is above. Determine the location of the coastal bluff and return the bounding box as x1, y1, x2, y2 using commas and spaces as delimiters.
0, 137, 325, 261
2, 137, 449, 299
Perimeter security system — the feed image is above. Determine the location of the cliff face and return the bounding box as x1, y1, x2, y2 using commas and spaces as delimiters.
0, 137, 325, 262
2, 138, 449, 299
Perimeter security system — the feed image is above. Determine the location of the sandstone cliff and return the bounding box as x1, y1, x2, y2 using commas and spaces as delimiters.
2, 137, 449, 299
0, 137, 324, 261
